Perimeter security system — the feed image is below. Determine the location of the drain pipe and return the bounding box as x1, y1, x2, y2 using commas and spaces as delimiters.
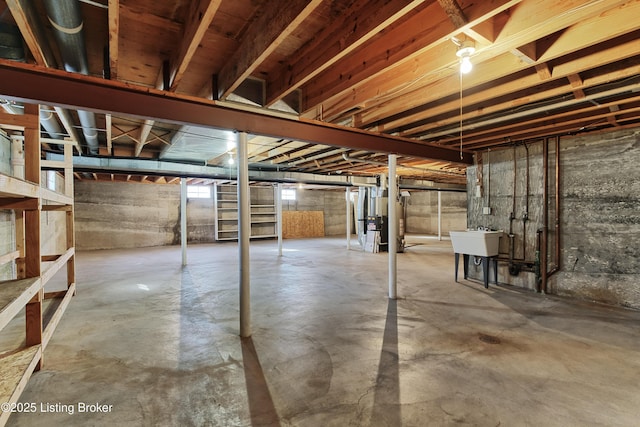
42, 0, 99, 155
522, 142, 530, 261
548, 136, 561, 277
541, 137, 549, 293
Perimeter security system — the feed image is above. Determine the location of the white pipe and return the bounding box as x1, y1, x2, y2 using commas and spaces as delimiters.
277, 183, 283, 256
346, 187, 351, 250
180, 178, 187, 266
388, 154, 397, 299
238, 132, 251, 337
438, 190, 442, 241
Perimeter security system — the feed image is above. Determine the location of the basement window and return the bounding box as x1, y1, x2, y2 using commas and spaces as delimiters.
187, 185, 211, 199
282, 188, 296, 201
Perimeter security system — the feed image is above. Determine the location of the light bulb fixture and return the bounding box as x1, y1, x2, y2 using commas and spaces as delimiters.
228, 154, 234, 165
455, 39, 476, 75
460, 56, 473, 74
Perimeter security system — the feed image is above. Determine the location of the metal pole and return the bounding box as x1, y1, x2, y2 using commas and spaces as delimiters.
388, 154, 397, 299
277, 183, 283, 256
437, 190, 442, 241
346, 187, 351, 250
238, 132, 251, 337
180, 178, 187, 266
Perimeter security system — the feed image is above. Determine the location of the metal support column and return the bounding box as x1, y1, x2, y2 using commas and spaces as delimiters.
438, 190, 442, 241
238, 132, 251, 337
346, 187, 351, 250
388, 154, 397, 299
180, 178, 187, 266
277, 183, 283, 256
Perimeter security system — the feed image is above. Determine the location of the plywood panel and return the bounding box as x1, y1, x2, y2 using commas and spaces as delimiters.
282, 211, 324, 239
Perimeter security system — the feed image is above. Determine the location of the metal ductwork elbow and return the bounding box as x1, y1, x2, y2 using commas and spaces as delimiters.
42, 0, 99, 155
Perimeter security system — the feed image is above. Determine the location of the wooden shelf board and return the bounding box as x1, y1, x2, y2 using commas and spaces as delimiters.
0, 345, 42, 427
42, 283, 75, 349
251, 220, 276, 224
0, 174, 39, 199
41, 248, 74, 287
0, 277, 42, 332
39, 188, 73, 205
0, 251, 20, 266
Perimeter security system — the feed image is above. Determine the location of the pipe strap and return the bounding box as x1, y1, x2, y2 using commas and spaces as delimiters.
47, 17, 84, 35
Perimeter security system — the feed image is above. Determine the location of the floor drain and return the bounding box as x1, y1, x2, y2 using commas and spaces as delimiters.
478, 334, 501, 344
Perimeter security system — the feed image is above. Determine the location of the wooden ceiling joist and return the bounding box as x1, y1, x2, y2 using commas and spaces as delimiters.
169, 0, 222, 91
107, 0, 119, 80
437, 0, 468, 29
302, 0, 520, 118
266, 0, 427, 106
5, 0, 55, 67
315, 0, 629, 123
216, 0, 323, 100
359, 6, 640, 132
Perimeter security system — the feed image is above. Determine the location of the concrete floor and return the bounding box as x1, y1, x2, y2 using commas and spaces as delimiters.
3, 237, 640, 426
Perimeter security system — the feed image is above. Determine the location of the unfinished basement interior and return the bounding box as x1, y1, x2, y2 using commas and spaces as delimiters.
1, 0, 639, 425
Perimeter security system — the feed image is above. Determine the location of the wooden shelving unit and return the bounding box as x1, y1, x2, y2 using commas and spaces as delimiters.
213, 184, 278, 241
0, 105, 76, 427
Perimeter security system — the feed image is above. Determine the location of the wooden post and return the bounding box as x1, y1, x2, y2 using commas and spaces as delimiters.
64, 143, 76, 294
23, 104, 42, 369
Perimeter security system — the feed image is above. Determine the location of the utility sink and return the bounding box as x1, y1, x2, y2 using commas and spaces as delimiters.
449, 230, 502, 257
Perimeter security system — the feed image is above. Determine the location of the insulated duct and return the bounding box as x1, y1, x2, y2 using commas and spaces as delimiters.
0, 23, 64, 147
42, 0, 99, 154
0, 22, 24, 61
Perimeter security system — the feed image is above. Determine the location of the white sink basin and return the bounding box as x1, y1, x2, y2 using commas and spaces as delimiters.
449, 230, 502, 257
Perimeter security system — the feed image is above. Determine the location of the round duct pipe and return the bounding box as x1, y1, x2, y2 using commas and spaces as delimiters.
42, 0, 99, 154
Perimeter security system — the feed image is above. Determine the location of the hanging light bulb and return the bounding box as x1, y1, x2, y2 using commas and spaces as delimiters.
455, 39, 476, 75
228, 154, 234, 165
460, 56, 473, 74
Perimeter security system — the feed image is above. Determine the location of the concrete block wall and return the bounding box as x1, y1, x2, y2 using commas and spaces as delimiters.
405, 190, 466, 235
553, 129, 640, 308
466, 128, 640, 309
283, 188, 347, 236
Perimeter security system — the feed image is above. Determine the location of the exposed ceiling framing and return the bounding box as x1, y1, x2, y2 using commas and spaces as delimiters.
0, 0, 638, 185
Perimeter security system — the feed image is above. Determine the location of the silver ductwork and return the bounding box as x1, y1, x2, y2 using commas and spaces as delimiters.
0, 22, 25, 61
42, 0, 99, 154
39, 108, 65, 140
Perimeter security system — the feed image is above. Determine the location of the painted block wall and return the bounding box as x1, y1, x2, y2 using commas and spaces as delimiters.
466, 129, 640, 308
405, 190, 467, 235
283, 188, 347, 236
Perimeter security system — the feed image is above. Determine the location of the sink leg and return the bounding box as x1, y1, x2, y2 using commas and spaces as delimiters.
454, 253, 459, 282
492, 257, 498, 284
463, 254, 469, 280
482, 256, 489, 289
